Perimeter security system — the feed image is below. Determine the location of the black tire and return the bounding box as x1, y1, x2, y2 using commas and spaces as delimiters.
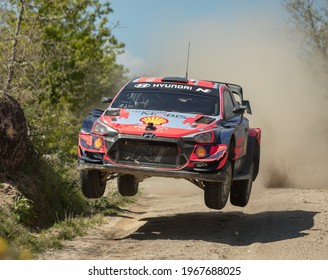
204, 160, 232, 210
117, 174, 139, 196
80, 170, 106, 198
230, 162, 254, 207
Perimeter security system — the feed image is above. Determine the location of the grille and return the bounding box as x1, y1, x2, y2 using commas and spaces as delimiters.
108, 139, 186, 168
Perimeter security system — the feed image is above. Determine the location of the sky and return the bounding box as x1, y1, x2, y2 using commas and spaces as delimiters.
108, 0, 287, 76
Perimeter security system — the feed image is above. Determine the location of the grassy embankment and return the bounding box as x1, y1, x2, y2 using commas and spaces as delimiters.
0, 145, 133, 259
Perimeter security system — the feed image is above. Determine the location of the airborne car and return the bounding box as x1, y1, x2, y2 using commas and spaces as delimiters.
78, 77, 261, 210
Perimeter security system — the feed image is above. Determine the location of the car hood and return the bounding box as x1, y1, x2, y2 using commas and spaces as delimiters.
100, 108, 221, 137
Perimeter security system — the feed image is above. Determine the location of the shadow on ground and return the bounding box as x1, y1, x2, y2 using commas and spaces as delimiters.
121, 210, 318, 246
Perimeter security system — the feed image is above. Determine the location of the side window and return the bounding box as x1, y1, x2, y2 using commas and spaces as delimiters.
223, 91, 235, 120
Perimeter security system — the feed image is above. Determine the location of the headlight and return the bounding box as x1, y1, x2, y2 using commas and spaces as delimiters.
92, 120, 118, 136
193, 131, 214, 143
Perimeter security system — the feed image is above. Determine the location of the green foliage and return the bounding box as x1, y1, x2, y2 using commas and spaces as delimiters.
1, 146, 133, 256
13, 196, 34, 224
0, 206, 28, 241
0, 0, 127, 156
0, 0, 129, 232
0, 1, 133, 259
25, 102, 82, 156
30, 0, 127, 155
34, 1, 125, 107
12, 145, 89, 228
0, 206, 33, 259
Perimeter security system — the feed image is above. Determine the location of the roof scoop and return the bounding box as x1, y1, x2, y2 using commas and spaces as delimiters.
162, 77, 189, 83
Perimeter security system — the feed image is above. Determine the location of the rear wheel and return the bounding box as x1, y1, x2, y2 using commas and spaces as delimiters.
80, 170, 107, 198
117, 174, 139, 196
204, 160, 232, 210
230, 162, 254, 207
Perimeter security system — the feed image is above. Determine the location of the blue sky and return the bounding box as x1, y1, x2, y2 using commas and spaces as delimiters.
108, 0, 287, 75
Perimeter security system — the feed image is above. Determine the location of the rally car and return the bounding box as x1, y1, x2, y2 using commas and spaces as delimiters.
78, 76, 261, 210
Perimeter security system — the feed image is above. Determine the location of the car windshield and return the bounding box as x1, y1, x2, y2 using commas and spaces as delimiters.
111, 90, 220, 116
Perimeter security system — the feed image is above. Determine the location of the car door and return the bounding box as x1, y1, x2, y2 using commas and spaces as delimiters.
223, 90, 249, 161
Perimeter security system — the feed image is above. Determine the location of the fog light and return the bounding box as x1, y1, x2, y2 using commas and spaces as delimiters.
195, 146, 207, 158
94, 137, 104, 149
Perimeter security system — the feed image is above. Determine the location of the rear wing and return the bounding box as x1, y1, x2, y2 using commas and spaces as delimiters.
226, 83, 252, 115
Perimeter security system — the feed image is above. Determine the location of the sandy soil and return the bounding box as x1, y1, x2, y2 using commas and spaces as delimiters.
40, 177, 328, 260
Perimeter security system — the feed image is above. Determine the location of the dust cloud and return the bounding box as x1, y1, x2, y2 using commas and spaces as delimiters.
133, 12, 328, 189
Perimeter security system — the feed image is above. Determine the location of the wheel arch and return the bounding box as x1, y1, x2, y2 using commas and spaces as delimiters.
81, 115, 99, 133
80, 109, 104, 133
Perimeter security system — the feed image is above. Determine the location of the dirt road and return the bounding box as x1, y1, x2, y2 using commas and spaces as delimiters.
41, 178, 328, 260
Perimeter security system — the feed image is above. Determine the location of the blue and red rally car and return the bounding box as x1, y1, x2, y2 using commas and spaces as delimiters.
78, 76, 261, 210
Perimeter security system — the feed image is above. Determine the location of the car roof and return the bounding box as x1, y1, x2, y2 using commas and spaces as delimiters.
131, 76, 221, 89
127, 77, 243, 98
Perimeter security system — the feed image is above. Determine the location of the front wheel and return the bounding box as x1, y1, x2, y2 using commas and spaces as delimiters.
80, 170, 107, 198
204, 160, 232, 210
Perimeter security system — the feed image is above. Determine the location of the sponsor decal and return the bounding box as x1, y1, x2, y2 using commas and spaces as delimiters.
152, 83, 193, 90
183, 115, 202, 125
140, 116, 169, 125
136, 110, 187, 119
142, 132, 157, 139
196, 88, 212, 93
155, 127, 168, 133
195, 162, 209, 168
134, 124, 169, 132
119, 108, 129, 119
134, 125, 145, 131
134, 83, 151, 88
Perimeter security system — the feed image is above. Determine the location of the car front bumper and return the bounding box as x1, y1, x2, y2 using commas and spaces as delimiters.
78, 160, 228, 183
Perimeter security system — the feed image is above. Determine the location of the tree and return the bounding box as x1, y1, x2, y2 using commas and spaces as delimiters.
0, 0, 127, 235
28, 0, 127, 155
0, 0, 127, 158
285, 0, 328, 64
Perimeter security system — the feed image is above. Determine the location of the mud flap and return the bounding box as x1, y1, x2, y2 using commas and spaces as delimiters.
233, 136, 256, 181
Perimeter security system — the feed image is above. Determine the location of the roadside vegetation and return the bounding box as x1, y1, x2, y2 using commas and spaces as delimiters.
0, 0, 130, 259
0, 143, 135, 259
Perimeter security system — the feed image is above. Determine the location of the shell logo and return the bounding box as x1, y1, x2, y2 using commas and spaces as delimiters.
140, 116, 169, 125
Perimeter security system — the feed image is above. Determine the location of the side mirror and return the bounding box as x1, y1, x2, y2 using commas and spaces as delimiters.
101, 97, 113, 104
232, 106, 246, 124
242, 100, 252, 114
232, 106, 246, 115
